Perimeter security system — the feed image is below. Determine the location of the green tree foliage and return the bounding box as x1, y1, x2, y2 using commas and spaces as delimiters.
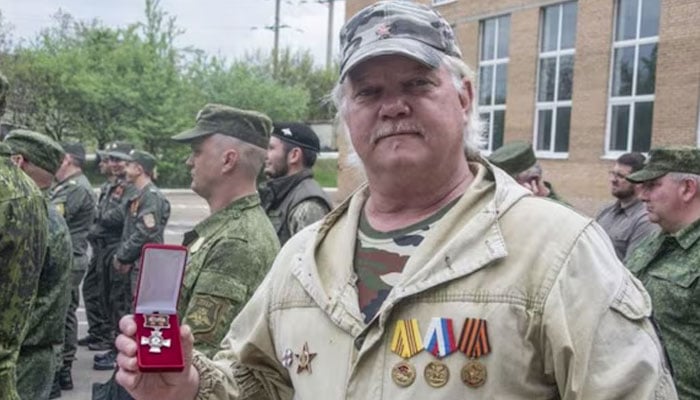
0, 0, 337, 187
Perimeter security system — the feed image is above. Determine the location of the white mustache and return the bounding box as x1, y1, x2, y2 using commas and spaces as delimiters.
372, 121, 424, 142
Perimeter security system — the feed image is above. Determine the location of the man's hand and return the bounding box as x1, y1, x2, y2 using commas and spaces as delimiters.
115, 315, 200, 400
113, 257, 133, 274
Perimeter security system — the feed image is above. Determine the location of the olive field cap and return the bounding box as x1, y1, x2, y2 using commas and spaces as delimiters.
4, 129, 65, 174
62, 141, 86, 161
171, 104, 272, 149
127, 149, 157, 175
106, 141, 135, 161
487, 141, 537, 176
338, 0, 462, 81
272, 122, 321, 152
626, 147, 700, 183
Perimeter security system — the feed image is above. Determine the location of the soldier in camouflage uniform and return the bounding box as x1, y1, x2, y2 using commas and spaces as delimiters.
488, 141, 569, 205
0, 73, 49, 400
4, 130, 73, 400
626, 147, 700, 400
171, 104, 280, 357
79, 143, 119, 349
99, 149, 170, 370
260, 122, 332, 246
49, 141, 97, 388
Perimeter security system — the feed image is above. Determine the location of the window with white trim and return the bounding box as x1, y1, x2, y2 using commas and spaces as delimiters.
534, 2, 577, 156
478, 15, 510, 152
606, 0, 659, 154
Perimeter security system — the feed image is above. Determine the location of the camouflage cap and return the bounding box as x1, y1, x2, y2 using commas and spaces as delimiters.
626, 147, 700, 183
171, 104, 272, 149
272, 122, 321, 152
106, 141, 134, 161
488, 141, 537, 176
61, 141, 86, 161
126, 149, 157, 175
338, 1, 462, 81
4, 129, 65, 174
0, 72, 9, 116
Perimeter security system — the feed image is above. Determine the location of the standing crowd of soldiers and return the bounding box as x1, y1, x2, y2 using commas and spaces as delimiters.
1, 1, 699, 399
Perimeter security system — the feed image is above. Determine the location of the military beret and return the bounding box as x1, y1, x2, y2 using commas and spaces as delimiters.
61, 141, 86, 161
171, 104, 272, 149
627, 147, 700, 183
4, 129, 65, 174
339, 1, 462, 81
106, 141, 135, 161
272, 122, 321, 152
488, 141, 537, 176
125, 149, 157, 175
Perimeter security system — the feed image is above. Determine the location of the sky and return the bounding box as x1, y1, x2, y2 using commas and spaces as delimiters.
1, 0, 346, 66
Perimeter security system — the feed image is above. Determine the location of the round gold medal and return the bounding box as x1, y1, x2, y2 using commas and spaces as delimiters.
391, 361, 416, 387
424, 360, 450, 388
461, 360, 487, 388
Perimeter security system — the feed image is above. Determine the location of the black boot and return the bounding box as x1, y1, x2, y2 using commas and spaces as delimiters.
78, 334, 101, 346
88, 341, 112, 351
93, 350, 116, 371
49, 372, 62, 398
59, 365, 73, 390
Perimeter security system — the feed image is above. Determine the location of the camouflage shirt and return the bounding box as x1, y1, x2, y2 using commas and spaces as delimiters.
50, 171, 96, 260
179, 194, 279, 357
627, 219, 700, 400
115, 182, 171, 264
0, 157, 48, 400
19, 196, 72, 348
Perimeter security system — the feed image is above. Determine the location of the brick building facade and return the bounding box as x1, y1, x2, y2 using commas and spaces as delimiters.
338, 0, 700, 215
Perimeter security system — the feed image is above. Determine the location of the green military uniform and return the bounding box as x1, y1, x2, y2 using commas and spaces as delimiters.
16, 196, 72, 400
178, 194, 279, 357
0, 148, 48, 400
625, 147, 700, 400
113, 151, 170, 324
488, 141, 569, 205
50, 168, 96, 369
3, 129, 69, 400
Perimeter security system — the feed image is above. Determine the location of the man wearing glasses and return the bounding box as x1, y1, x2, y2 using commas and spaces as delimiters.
596, 152, 659, 263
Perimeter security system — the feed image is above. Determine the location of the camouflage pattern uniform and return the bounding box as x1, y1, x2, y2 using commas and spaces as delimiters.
50, 171, 96, 369
261, 169, 332, 246
16, 197, 72, 400
113, 181, 170, 321
627, 226, 700, 400
178, 194, 279, 357
0, 153, 48, 400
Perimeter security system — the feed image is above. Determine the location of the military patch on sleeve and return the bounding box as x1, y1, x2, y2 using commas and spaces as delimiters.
55, 203, 65, 217
143, 213, 156, 228
186, 295, 223, 342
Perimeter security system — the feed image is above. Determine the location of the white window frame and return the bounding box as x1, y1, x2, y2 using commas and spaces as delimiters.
604, 0, 659, 158
533, 2, 577, 159
477, 15, 510, 154
432, 0, 457, 6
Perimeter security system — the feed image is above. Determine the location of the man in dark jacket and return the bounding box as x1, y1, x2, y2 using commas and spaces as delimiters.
260, 122, 332, 245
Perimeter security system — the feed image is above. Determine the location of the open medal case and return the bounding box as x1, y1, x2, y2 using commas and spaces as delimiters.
133, 243, 188, 372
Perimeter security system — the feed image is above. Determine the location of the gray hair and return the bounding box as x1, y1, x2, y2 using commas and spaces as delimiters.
214, 134, 266, 180
330, 55, 484, 169
668, 172, 700, 185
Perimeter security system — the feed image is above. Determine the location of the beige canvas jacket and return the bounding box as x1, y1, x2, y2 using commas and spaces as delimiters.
193, 162, 677, 400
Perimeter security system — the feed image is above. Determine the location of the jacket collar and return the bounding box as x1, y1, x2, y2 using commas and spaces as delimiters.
290, 158, 531, 331
261, 169, 314, 210
183, 193, 261, 247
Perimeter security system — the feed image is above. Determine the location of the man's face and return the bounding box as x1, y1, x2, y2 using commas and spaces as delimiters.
98, 158, 111, 176
638, 174, 684, 233
342, 55, 471, 175
609, 163, 636, 200
186, 135, 224, 198
124, 161, 141, 182
108, 156, 127, 176
264, 136, 290, 179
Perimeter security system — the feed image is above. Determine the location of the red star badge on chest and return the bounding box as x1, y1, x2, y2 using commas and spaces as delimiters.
296, 342, 317, 374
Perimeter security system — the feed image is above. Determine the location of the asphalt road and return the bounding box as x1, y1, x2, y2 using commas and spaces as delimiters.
63, 190, 209, 400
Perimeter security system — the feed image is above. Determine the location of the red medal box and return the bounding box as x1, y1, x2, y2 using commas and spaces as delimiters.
133, 243, 188, 372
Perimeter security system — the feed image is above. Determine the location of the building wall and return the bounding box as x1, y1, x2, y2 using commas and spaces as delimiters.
339, 0, 700, 216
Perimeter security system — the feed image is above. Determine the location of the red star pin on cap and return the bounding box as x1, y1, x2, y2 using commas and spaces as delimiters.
376, 24, 391, 38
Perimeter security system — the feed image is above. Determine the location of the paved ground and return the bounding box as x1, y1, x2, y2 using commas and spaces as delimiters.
62, 190, 208, 400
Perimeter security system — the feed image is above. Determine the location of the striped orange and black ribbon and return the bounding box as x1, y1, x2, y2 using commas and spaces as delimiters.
458, 318, 491, 358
